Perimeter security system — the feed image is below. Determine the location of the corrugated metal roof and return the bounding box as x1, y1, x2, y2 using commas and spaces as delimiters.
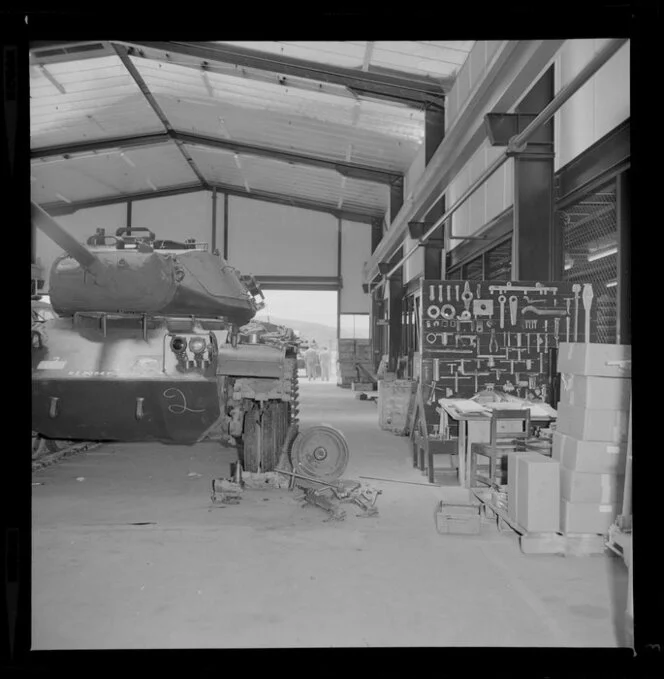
130, 56, 423, 171
29, 41, 475, 219
31, 143, 195, 204
219, 41, 475, 80
30, 55, 163, 147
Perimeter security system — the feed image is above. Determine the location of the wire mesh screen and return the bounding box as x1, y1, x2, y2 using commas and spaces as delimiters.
463, 256, 483, 280
486, 238, 512, 280
559, 180, 617, 344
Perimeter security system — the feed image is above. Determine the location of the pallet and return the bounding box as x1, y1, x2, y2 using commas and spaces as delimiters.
472, 489, 607, 556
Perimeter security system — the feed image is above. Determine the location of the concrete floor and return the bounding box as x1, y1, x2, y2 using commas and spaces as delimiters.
32, 381, 629, 649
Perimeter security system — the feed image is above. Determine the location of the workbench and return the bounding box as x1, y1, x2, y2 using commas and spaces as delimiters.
436, 398, 556, 488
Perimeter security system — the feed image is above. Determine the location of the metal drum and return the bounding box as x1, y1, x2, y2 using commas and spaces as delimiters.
291, 424, 349, 481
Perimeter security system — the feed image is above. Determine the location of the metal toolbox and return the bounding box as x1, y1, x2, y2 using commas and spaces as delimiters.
435, 487, 482, 535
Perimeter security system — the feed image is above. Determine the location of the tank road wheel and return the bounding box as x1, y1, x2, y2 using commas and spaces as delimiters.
291, 425, 349, 482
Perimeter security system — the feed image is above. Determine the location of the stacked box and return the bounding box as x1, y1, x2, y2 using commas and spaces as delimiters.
378, 379, 416, 434
507, 452, 560, 533
556, 342, 631, 535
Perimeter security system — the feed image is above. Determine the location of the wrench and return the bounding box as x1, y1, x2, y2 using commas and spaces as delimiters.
447, 285, 451, 300
517, 333, 522, 347
527, 333, 531, 352
566, 316, 570, 344
545, 333, 548, 352
572, 284, 581, 342
554, 318, 560, 348
476, 283, 481, 298
498, 295, 506, 329
537, 334, 542, 352
430, 285, 436, 301
438, 284, 443, 303
509, 295, 518, 326
583, 283, 594, 343
456, 285, 460, 302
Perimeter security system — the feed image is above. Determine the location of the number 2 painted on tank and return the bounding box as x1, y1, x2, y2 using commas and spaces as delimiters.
163, 387, 206, 414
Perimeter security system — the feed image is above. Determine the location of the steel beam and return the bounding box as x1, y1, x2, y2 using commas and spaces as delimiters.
255, 276, 342, 291
112, 44, 209, 190
31, 130, 401, 186
37, 180, 379, 224
116, 41, 448, 108
39, 183, 206, 216
425, 107, 446, 165
389, 177, 404, 225
208, 181, 379, 225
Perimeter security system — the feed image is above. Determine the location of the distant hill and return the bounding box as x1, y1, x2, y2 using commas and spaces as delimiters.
254, 314, 337, 348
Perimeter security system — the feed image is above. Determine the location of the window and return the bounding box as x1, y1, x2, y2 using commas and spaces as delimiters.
339, 314, 370, 339
485, 238, 512, 280
559, 181, 617, 344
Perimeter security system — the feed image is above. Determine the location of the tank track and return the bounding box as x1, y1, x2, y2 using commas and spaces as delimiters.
290, 357, 300, 426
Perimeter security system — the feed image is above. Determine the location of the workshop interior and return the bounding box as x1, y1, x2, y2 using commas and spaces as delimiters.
23, 34, 639, 651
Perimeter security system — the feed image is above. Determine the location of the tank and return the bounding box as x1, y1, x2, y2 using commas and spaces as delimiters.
31, 202, 300, 473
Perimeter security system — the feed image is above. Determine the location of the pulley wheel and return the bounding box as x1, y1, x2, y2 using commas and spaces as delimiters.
291, 425, 349, 481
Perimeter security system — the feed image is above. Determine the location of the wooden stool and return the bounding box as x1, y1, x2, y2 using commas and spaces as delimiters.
469, 409, 532, 488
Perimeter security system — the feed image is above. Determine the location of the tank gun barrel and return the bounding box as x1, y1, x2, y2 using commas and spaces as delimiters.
31, 202, 106, 278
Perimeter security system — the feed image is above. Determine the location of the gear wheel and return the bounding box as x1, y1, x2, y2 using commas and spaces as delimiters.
291, 425, 349, 482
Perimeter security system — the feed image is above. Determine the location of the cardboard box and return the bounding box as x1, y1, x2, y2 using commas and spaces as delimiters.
560, 498, 619, 534
557, 343, 631, 378
507, 452, 540, 523
552, 431, 626, 473
560, 466, 624, 504
559, 374, 631, 411
508, 453, 560, 532
557, 402, 629, 442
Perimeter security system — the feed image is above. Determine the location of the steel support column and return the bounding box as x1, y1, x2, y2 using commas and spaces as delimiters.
371, 218, 383, 254
223, 193, 229, 258
385, 248, 404, 372
390, 178, 404, 225
425, 107, 446, 165
423, 196, 445, 280
211, 188, 217, 253
337, 218, 342, 341
126, 200, 132, 233
512, 66, 555, 280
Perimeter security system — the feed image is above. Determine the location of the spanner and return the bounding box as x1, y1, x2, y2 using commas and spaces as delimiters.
509, 296, 518, 326
455, 285, 460, 302
438, 284, 443, 303
498, 295, 506, 329
447, 285, 452, 300
572, 284, 581, 341
429, 285, 436, 301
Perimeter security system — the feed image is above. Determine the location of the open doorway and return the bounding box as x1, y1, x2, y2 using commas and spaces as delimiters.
254, 290, 339, 383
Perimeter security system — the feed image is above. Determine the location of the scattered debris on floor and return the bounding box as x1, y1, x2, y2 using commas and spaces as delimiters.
187, 472, 203, 478
75, 477, 85, 482
32, 482, 44, 487
208, 424, 383, 521
211, 478, 243, 505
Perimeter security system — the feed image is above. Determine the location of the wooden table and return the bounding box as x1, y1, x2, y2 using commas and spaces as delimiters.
437, 403, 554, 488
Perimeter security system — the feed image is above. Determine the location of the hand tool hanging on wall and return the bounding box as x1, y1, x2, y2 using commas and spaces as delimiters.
476, 283, 481, 298
509, 296, 518, 326
582, 283, 594, 343
527, 333, 531, 352
554, 318, 560, 348
455, 285, 460, 302
572, 284, 581, 342
438, 284, 443, 302
537, 334, 543, 352
566, 316, 570, 344
430, 285, 436, 301
447, 285, 452, 300
499, 295, 506, 329
489, 328, 499, 353
433, 358, 440, 381
462, 281, 473, 311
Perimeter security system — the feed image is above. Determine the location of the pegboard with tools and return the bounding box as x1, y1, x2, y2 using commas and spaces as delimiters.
419, 280, 597, 400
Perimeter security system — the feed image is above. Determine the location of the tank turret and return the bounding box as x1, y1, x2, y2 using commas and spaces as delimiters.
32, 202, 258, 326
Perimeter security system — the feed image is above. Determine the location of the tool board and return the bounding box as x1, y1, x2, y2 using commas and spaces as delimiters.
419, 279, 597, 401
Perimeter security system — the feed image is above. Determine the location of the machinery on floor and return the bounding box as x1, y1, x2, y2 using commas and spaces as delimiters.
31, 202, 299, 472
